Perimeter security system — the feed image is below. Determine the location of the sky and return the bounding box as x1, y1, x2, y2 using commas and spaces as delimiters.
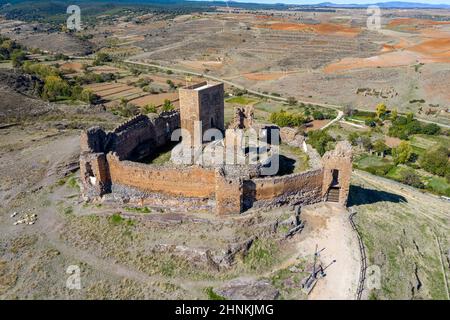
225, 0, 450, 4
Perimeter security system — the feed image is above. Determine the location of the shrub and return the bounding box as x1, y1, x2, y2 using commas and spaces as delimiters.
142, 104, 157, 114
93, 52, 112, 66
312, 111, 325, 120
11, 49, 27, 67
365, 118, 377, 127
244, 239, 277, 271
79, 88, 98, 104
204, 287, 226, 300
111, 103, 140, 117
399, 170, 424, 189
307, 130, 335, 156
422, 123, 441, 135
22, 61, 60, 78
419, 146, 449, 177
162, 99, 174, 112
287, 96, 297, 106
269, 110, 308, 128
166, 79, 176, 89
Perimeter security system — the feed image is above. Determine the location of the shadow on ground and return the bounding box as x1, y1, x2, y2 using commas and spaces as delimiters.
347, 185, 407, 206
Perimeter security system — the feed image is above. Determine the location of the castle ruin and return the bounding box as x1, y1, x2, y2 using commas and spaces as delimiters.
80, 81, 352, 215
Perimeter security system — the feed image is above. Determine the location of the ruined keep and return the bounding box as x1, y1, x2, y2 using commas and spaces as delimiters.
80, 81, 352, 215
179, 81, 224, 146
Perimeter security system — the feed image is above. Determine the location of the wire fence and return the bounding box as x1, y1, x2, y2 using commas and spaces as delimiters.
349, 208, 367, 300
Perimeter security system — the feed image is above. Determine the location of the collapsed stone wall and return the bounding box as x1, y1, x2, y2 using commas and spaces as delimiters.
80, 111, 180, 160
229, 106, 254, 130
80, 111, 181, 200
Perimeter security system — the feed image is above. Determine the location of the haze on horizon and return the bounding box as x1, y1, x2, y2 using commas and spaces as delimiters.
223, 0, 450, 5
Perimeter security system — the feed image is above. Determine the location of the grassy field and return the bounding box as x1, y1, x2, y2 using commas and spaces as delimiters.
279, 143, 310, 175
0, 61, 12, 69
226, 96, 258, 105
410, 134, 450, 151
354, 154, 393, 171
350, 171, 450, 300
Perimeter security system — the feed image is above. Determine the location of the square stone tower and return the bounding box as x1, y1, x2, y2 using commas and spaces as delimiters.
179, 81, 224, 146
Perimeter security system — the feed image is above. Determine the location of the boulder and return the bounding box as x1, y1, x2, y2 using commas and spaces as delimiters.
214, 278, 279, 300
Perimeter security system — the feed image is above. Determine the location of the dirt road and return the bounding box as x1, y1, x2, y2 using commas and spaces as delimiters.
297, 203, 361, 300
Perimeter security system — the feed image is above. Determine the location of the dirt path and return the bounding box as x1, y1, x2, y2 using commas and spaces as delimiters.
296, 203, 361, 300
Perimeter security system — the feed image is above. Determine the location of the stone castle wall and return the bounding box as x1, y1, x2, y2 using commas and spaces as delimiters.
243, 168, 324, 210
107, 153, 216, 198
80, 83, 353, 215
80, 132, 352, 214
80, 111, 180, 160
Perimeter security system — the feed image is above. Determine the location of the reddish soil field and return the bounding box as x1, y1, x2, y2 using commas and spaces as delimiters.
243, 72, 287, 81
388, 18, 450, 29
129, 92, 179, 107
257, 22, 360, 37
178, 60, 223, 71
89, 66, 125, 74
60, 62, 84, 73
325, 37, 450, 73
304, 120, 331, 132
408, 38, 450, 62
324, 51, 421, 73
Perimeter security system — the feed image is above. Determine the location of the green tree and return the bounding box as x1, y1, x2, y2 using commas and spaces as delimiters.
166, 79, 176, 89
392, 141, 413, 165
376, 103, 387, 119
419, 146, 449, 177
307, 130, 334, 156
93, 52, 112, 66
42, 75, 69, 101
11, 49, 27, 67
269, 110, 307, 128
422, 123, 441, 135
406, 112, 414, 123
312, 111, 325, 120
287, 97, 297, 106
79, 88, 98, 104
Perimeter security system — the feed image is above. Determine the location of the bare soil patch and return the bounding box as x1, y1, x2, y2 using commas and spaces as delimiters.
257, 22, 360, 38
129, 92, 179, 107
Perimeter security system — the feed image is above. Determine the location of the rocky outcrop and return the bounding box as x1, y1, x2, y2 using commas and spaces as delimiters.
0, 69, 43, 97
214, 279, 279, 300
